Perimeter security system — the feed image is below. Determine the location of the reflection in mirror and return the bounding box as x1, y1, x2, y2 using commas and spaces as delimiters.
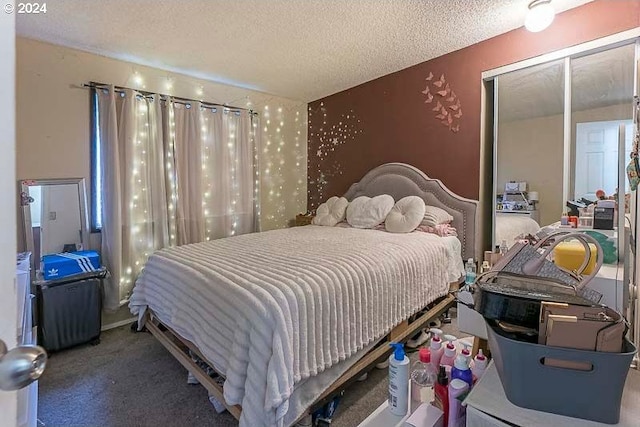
494, 43, 636, 248
20, 179, 88, 274
495, 59, 565, 247
570, 44, 635, 210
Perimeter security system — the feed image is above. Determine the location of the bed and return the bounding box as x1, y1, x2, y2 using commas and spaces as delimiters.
129, 162, 478, 427
495, 213, 540, 248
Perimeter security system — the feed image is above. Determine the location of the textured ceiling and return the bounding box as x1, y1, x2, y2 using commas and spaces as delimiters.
498, 43, 635, 121
17, 0, 591, 102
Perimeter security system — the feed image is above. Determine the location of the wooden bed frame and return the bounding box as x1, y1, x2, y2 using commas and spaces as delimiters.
141, 162, 478, 424
144, 281, 458, 422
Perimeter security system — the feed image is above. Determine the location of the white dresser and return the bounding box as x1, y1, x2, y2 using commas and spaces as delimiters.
16, 253, 37, 427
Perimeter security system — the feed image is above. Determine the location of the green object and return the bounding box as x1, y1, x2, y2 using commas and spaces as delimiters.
584, 231, 617, 264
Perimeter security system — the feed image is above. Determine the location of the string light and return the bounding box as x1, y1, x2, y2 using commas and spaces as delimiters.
116, 84, 307, 290
307, 106, 362, 208
133, 71, 143, 86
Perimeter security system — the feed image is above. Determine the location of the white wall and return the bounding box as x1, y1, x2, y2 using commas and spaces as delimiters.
16, 37, 308, 251
40, 184, 82, 254
0, 6, 18, 425
498, 113, 564, 227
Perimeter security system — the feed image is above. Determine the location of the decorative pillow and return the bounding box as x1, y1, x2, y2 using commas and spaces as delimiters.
385, 196, 426, 233
312, 196, 349, 226
416, 223, 458, 237
421, 205, 454, 227
346, 195, 395, 229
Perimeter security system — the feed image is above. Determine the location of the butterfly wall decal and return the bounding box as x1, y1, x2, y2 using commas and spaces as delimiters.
424, 92, 434, 103
446, 90, 457, 102
420, 72, 462, 134
437, 83, 451, 97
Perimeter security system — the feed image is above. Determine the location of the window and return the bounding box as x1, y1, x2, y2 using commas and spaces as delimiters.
90, 89, 102, 231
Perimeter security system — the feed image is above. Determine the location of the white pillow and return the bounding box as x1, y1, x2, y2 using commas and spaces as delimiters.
421, 205, 454, 227
385, 196, 426, 233
312, 196, 349, 226
346, 195, 395, 229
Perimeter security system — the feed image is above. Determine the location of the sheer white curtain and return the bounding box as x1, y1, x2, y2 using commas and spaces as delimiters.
97, 87, 259, 308
175, 105, 258, 243
201, 108, 258, 239
173, 102, 205, 245
97, 87, 173, 310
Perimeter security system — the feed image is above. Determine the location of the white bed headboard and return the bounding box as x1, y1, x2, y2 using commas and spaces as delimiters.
343, 163, 479, 261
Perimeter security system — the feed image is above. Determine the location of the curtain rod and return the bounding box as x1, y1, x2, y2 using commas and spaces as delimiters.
82, 83, 257, 116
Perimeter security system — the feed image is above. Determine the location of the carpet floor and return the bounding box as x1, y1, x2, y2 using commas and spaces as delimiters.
38, 311, 464, 427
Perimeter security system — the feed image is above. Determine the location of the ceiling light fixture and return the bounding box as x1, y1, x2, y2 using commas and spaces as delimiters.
525, 0, 555, 33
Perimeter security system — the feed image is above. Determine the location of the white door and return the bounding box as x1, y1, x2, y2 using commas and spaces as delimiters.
575, 120, 633, 200
0, 6, 18, 427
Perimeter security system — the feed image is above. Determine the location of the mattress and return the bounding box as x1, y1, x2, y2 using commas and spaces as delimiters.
495, 214, 540, 248
130, 225, 459, 427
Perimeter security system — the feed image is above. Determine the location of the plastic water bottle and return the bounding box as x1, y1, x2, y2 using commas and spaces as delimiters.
464, 258, 476, 287
410, 348, 437, 403
499, 240, 509, 255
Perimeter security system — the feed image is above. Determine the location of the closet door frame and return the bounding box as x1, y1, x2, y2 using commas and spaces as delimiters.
482, 28, 640, 249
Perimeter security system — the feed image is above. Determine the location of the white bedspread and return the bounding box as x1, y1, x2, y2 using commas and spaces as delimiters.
441, 235, 465, 282
495, 214, 540, 248
130, 225, 453, 427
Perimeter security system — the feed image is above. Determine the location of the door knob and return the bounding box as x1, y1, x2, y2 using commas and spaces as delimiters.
0, 339, 47, 391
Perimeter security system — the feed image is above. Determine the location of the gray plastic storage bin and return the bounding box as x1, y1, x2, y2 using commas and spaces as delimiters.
486, 321, 636, 424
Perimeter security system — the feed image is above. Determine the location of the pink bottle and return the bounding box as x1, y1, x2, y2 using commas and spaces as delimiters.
472, 349, 489, 383
439, 335, 457, 368
429, 328, 444, 370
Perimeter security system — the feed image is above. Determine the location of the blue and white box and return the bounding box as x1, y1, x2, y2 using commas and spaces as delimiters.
42, 250, 101, 281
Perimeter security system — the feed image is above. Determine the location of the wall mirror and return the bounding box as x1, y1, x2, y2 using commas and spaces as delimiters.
20, 178, 89, 274
493, 42, 636, 246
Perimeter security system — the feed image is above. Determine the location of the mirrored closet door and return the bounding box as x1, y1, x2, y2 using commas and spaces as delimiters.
488, 39, 639, 331
493, 42, 637, 244
496, 59, 565, 229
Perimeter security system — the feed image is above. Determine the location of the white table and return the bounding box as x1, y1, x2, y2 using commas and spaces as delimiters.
464, 362, 640, 427
357, 388, 437, 427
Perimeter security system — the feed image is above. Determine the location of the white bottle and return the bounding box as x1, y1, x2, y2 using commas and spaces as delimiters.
460, 343, 473, 367
464, 258, 476, 287
499, 240, 509, 255
480, 260, 490, 274
388, 342, 410, 416
472, 349, 488, 382
429, 328, 444, 370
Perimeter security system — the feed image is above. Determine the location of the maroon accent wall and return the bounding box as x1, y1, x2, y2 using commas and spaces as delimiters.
307, 0, 640, 209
